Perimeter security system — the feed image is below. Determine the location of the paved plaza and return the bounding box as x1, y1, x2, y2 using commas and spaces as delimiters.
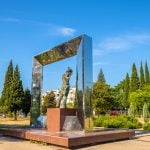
0, 132, 149, 150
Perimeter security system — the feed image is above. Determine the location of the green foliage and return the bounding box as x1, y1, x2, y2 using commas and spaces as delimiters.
128, 103, 136, 117
10, 65, 24, 120
42, 91, 56, 114
143, 103, 150, 123
67, 102, 74, 108
93, 82, 114, 115
93, 115, 142, 129
130, 63, 139, 92
22, 88, 31, 117
140, 62, 145, 88
0, 60, 13, 115
84, 87, 92, 117
111, 80, 127, 109
128, 85, 150, 114
95, 62, 150, 118
115, 80, 125, 92
93, 115, 110, 127
143, 123, 150, 130
97, 69, 106, 83
123, 73, 130, 108
145, 61, 150, 84
111, 61, 150, 112
0, 97, 3, 113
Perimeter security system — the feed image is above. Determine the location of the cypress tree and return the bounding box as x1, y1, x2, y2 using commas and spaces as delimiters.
123, 73, 130, 108
1, 60, 13, 116
97, 68, 106, 83
22, 88, 31, 117
130, 63, 139, 92
143, 103, 149, 123
145, 61, 150, 84
10, 65, 24, 120
128, 103, 136, 117
140, 61, 145, 88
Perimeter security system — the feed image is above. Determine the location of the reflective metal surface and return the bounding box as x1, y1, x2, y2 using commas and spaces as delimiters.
31, 58, 43, 124
31, 35, 93, 130
35, 37, 82, 65
83, 35, 93, 129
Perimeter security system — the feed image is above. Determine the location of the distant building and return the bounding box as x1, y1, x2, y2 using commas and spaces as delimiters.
41, 87, 76, 104
66, 88, 76, 103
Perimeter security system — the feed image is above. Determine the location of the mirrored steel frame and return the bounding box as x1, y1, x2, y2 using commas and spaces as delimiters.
31, 34, 93, 130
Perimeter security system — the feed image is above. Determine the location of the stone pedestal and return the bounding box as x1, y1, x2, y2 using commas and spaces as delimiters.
62, 116, 82, 131
47, 108, 83, 132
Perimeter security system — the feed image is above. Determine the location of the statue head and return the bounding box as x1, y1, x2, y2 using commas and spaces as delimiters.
66, 67, 73, 77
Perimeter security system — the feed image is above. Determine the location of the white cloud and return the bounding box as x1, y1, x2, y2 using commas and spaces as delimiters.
93, 61, 109, 66
0, 17, 21, 23
93, 49, 104, 56
126, 34, 150, 43
99, 37, 131, 50
94, 33, 150, 56
57, 27, 76, 36
0, 17, 76, 37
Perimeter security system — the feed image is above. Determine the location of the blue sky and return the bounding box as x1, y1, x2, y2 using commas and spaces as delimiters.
0, 0, 150, 93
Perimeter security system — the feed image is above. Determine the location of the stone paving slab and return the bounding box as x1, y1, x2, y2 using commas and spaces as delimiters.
0, 128, 135, 148
0, 132, 149, 150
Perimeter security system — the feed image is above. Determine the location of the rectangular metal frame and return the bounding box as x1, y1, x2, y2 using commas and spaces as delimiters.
31, 34, 93, 130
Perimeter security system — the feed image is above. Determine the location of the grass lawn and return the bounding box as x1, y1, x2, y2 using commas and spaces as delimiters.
0, 116, 30, 127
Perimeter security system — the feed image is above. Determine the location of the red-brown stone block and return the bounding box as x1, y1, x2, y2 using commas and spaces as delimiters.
47, 108, 83, 132
0, 128, 135, 148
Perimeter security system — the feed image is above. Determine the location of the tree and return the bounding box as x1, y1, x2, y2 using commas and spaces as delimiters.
140, 62, 145, 88
97, 69, 106, 83
128, 85, 150, 115
128, 103, 136, 117
123, 73, 130, 108
22, 88, 31, 117
0, 97, 3, 113
10, 65, 24, 120
143, 102, 149, 123
0, 60, 13, 116
145, 61, 150, 84
130, 63, 139, 92
112, 80, 125, 110
42, 91, 55, 114
93, 82, 114, 115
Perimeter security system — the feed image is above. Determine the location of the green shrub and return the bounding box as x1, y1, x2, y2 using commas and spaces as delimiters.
103, 119, 123, 128
93, 117, 103, 127
143, 123, 150, 130
93, 114, 142, 129
143, 103, 150, 123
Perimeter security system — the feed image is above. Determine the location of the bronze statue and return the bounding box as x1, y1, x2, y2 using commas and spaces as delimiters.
56, 67, 73, 108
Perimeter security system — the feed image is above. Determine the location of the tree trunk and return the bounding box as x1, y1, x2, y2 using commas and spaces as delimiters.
25, 113, 27, 117
3, 113, 6, 118
14, 110, 17, 120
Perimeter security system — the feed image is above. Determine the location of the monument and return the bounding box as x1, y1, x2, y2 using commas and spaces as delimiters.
0, 34, 135, 149
30, 34, 93, 130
